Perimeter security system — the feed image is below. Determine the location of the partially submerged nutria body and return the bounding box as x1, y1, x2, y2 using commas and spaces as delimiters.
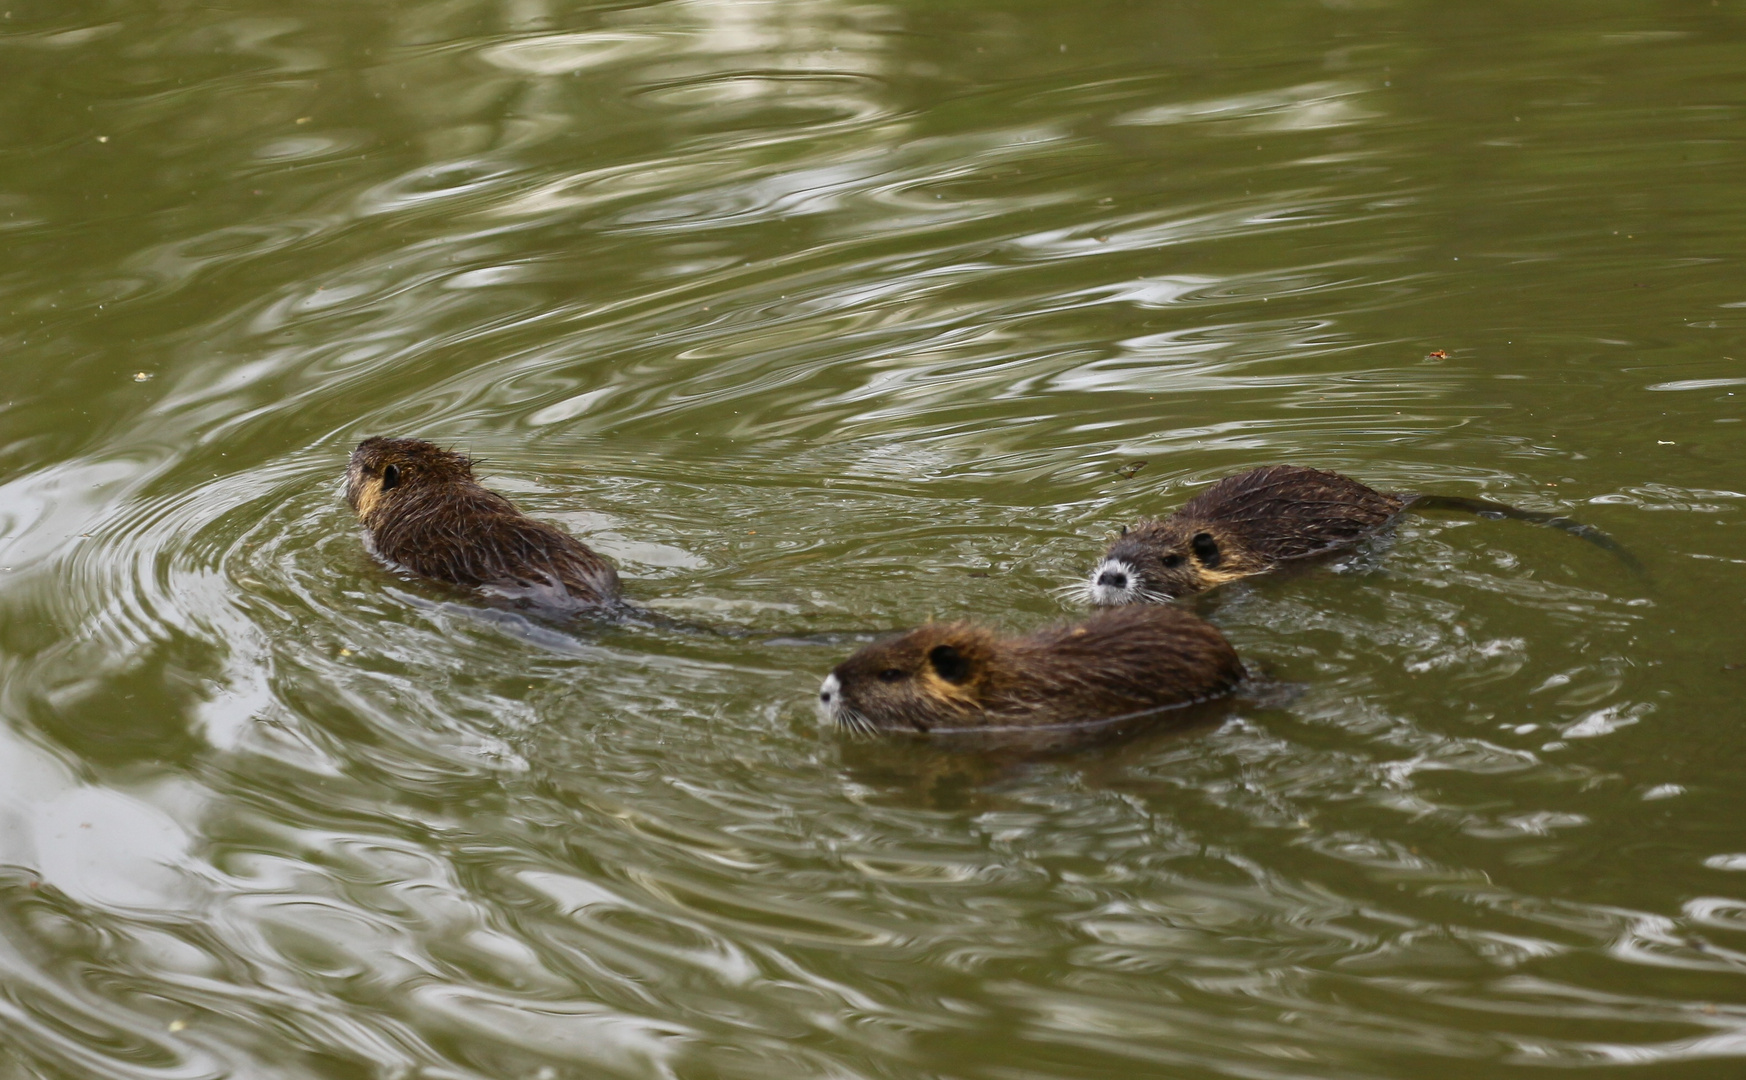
345, 436, 623, 616
1084, 464, 1639, 605
817, 605, 1244, 735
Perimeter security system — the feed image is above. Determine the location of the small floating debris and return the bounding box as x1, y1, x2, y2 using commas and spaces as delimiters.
1116, 460, 1147, 479
132, 371, 152, 382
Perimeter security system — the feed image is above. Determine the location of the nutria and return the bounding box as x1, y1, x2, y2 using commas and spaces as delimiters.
344, 436, 623, 616
817, 605, 1244, 734
1083, 464, 1640, 605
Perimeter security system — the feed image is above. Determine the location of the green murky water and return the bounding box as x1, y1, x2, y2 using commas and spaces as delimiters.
3, 1, 1746, 1077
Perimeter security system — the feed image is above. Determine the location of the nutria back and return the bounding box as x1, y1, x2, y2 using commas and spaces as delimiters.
1172, 465, 1405, 561
817, 605, 1244, 734
345, 436, 622, 615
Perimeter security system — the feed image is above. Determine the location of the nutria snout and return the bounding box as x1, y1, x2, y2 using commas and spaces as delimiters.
345, 436, 623, 615
1083, 464, 1638, 605
818, 605, 1243, 734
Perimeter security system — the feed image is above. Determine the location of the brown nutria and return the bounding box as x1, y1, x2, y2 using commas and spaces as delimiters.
1082, 464, 1641, 605
816, 605, 1244, 735
344, 436, 623, 616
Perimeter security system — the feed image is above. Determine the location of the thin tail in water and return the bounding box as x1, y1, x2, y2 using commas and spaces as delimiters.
1403, 494, 1646, 576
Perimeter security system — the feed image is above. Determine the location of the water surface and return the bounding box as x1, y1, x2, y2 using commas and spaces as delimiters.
3, 1, 1746, 1077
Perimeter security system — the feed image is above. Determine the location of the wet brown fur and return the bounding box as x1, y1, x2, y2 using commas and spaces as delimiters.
1097, 465, 1406, 601
344, 436, 622, 615
820, 605, 1244, 733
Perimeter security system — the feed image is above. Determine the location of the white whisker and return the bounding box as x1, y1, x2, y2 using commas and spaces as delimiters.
1051, 580, 1100, 606
833, 707, 877, 739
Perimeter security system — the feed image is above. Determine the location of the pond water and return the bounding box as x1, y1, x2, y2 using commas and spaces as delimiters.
3, 1, 1746, 1077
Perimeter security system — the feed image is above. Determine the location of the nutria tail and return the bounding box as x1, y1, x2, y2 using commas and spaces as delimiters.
1402, 494, 1646, 577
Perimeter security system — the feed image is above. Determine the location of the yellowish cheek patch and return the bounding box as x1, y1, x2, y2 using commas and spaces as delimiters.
352, 483, 383, 523
1196, 566, 1248, 587
920, 670, 980, 704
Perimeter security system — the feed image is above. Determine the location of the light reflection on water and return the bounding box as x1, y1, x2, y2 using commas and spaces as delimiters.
3, 0, 1746, 1077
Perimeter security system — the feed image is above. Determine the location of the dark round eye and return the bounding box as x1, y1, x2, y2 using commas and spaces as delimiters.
1161, 554, 1184, 568
877, 668, 905, 683
381, 464, 402, 491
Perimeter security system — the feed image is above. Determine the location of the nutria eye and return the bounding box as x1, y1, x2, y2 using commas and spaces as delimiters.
1161, 554, 1185, 568
878, 668, 905, 683
381, 464, 401, 491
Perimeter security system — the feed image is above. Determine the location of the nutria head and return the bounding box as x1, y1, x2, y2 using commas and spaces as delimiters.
818, 606, 1243, 734
345, 436, 477, 528
818, 622, 996, 735
1083, 522, 1242, 605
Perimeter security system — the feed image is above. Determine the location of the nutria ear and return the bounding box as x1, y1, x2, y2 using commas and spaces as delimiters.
1190, 531, 1220, 567
1119, 525, 1128, 536
928, 644, 972, 684
382, 464, 401, 491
